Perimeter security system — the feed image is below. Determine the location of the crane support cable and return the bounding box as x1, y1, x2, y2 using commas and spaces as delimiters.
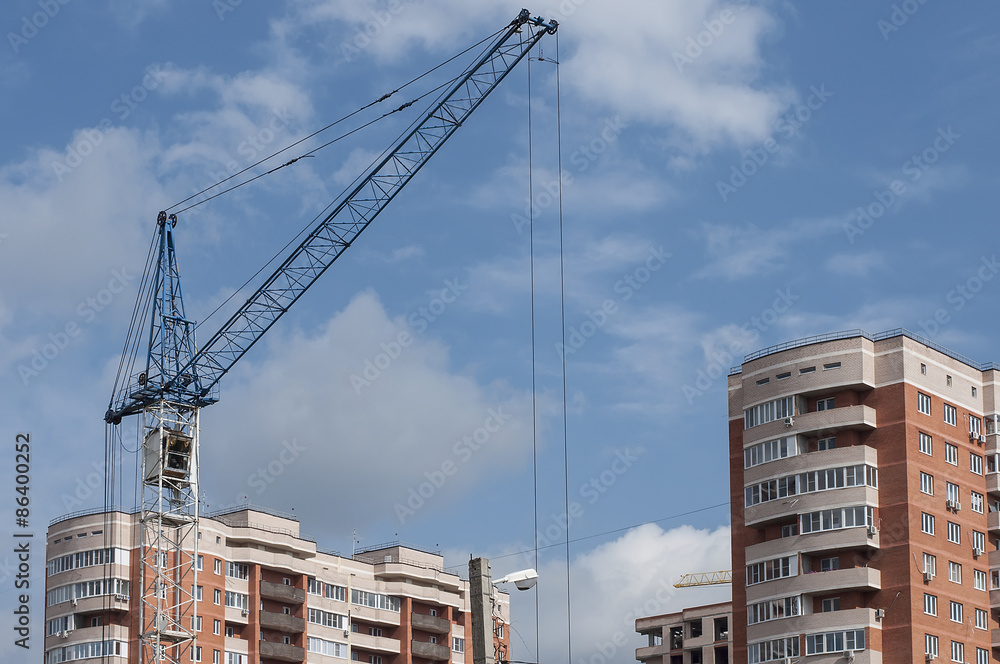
107, 9, 558, 423
164, 26, 507, 215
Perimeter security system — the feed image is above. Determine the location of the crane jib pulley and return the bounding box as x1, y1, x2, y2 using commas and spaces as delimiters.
106, 9, 557, 424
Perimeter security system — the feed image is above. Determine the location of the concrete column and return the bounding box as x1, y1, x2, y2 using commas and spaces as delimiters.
469, 558, 494, 664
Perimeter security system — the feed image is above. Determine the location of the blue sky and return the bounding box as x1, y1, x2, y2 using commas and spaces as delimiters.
2, 1, 999, 662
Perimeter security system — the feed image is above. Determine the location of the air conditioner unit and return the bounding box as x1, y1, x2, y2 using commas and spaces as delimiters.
867, 524, 878, 536
71, 598, 78, 606
926, 654, 936, 662
973, 546, 984, 557
241, 609, 249, 617
923, 571, 933, 582
59, 630, 69, 638
344, 630, 350, 639
875, 608, 885, 620
946, 499, 960, 511
784, 417, 794, 427
979, 434, 987, 444
844, 650, 855, 663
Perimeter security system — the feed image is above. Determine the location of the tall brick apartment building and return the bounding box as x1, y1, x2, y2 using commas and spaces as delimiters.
729, 330, 1000, 664
42, 506, 509, 664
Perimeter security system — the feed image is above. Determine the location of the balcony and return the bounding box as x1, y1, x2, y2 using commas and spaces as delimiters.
990, 512, 1000, 533
745, 486, 877, 528
635, 643, 670, 661
743, 444, 877, 486
260, 581, 305, 605
746, 608, 878, 643
745, 567, 880, 603
743, 404, 876, 446
993, 628, 1000, 649
411, 612, 451, 635
259, 611, 305, 633
351, 632, 402, 654
411, 640, 452, 661
986, 473, 1000, 495
991, 589, 1000, 610
745, 526, 879, 563
259, 641, 305, 663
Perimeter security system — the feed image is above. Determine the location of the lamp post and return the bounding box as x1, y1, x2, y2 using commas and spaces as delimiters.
469, 558, 538, 664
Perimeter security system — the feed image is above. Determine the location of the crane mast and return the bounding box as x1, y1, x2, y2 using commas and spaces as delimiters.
109, 10, 557, 664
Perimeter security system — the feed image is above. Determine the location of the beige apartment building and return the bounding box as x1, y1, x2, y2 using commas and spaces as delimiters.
636, 602, 733, 664
729, 329, 1000, 663
42, 506, 509, 664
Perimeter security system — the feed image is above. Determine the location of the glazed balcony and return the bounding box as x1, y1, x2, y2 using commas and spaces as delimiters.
743, 405, 876, 446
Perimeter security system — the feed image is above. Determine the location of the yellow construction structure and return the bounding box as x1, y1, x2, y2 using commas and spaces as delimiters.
673, 570, 733, 588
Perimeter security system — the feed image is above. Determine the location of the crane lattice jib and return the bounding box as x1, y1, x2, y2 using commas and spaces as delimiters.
107, 9, 557, 423
673, 570, 733, 588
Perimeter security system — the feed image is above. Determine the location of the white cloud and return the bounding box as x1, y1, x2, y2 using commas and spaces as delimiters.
199, 290, 541, 532
286, 0, 794, 157
500, 524, 731, 664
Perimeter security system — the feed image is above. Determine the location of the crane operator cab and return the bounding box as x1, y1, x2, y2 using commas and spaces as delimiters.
144, 427, 194, 485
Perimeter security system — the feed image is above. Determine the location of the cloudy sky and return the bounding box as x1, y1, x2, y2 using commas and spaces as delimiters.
1, 1, 998, 662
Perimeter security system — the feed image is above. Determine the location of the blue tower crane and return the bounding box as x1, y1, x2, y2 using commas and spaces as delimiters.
106, 11, 557, 664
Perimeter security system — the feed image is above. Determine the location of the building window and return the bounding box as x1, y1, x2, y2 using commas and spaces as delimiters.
226, 626, 234, 638
949, 561, 962, 584
971, 453, 983, 475
744, 396, 795, 429
226, 563, 248, 580
197, 555, 204, 571
781, 523, 799, 538
453, 637, 465, 653
921, 363, 927, 375
817, 437, 836, 451
747, 637, 798, 663
776, 371, 791, 380
369, 627, 383, 637
429, 636, 438, 644
976, 608, 988, 630
919, 432, 933, 455
816, 397, 835, 411
746, 596, 801, 625
746, 556, 796, 585
946, 481, 960, 506
800, 506, 869, 534
970, 415, 982, 435
952, 641, 964, 663
924, 553, 937, 577
973, 386, 978, 397
974, 569, 987, 591
971, 491, 984, 514
213, 650, 220, 664
972, 530, 986, 554
950, 601, 963, 623
918, 392, 932, 415
823, 362, 841, 370
214, 559, 221, 575
924, 593, 938, 616
977, 648, 989, 664
429, 608, 437, 617
225, 591, 249, 610
191, 646, 202, 662
947, 375, 953, 387
818, 557, 838, 572
800, 366, 816, 374
195, 586, 203, 602
945, 443, 958, 465
744, 436, 803, 468
756, 378, 769, 386
214, 589, 221, 605
804, 630, 865, 655
947, 522, 961, 544
920, 472, 934, 495
213, 620, 220, 636
325, 584, 346, 601
925, 634, 938, 658
922, 512, 935, 536
944, 403, 957, 426
821, 597, 840, 612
